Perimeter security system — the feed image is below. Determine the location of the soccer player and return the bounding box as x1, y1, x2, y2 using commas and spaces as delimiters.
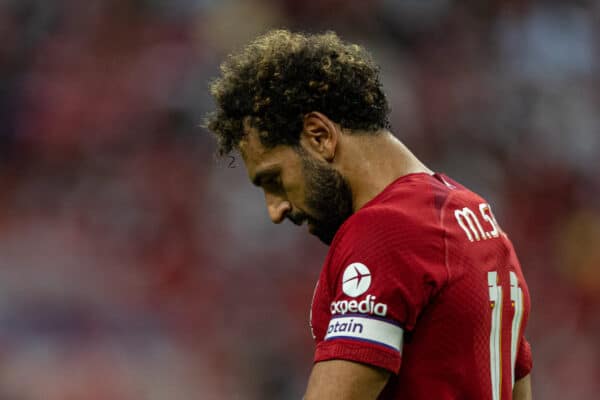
206, 30, 532, 400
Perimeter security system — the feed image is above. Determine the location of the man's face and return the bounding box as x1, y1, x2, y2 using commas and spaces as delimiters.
240, 128, 353, 245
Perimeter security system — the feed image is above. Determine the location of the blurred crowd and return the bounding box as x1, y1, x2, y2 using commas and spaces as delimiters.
0, 0, 598, 399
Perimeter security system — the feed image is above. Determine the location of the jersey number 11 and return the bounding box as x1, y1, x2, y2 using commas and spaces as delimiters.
488, 270, 524, 400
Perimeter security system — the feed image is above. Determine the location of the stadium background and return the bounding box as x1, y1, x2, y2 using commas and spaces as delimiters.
0, 0, 598, 398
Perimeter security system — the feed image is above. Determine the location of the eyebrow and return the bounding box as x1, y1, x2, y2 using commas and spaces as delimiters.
251, 165, 280, 187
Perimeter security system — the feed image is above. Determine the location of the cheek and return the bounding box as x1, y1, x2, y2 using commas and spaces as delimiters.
281, 155, 315, 210
282, 176, 310, 209
283, 182, 304, 204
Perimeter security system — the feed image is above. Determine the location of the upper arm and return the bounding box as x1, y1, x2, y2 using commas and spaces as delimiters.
513, 374, 532, 400
304, 360, 391, 400
312, 208, 447, 373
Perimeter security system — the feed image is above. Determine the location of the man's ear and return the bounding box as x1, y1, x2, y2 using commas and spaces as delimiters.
300, 112, 339, 162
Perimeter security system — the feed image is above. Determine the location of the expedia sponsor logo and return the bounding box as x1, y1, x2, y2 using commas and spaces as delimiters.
330, 294, 388, 317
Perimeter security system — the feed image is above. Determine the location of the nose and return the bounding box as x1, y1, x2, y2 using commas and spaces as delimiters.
265, 192, 291, 224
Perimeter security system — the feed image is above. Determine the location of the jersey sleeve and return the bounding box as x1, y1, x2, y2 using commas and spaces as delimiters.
314, 206, 449, 373
515, 336, 533, 380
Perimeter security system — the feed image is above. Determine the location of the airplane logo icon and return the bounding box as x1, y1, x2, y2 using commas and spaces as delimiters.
342, 263, 372, 297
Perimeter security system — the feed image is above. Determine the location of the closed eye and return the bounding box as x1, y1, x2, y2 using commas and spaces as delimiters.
261, 175, 282, 191
252, 167, 281, 189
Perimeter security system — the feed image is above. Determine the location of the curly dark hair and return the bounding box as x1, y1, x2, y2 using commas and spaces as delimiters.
205, 29, 390, 156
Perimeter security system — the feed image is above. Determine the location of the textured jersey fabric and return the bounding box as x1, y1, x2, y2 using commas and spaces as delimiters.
310, 173, 532, 399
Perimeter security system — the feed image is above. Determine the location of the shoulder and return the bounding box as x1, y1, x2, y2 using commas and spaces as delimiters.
315, 174, 455, 333
324, 174, 457, 275
332, 173, 453, 250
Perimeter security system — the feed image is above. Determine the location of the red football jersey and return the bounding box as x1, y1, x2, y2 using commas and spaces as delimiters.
310, 173, 532, 399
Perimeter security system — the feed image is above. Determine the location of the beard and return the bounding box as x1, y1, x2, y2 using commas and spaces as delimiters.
290, 150, 354, 245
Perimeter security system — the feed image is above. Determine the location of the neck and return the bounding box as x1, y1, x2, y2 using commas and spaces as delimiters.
340, 131, 433, 211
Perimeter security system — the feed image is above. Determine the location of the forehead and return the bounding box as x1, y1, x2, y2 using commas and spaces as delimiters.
239, 126, 270, 166
238, 125, 297, 180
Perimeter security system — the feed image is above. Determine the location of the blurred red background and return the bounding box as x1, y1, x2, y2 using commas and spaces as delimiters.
0, 0, 598, 399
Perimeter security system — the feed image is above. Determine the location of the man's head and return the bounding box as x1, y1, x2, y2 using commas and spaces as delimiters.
238, 116, 355, 244
206, 30, 390, 244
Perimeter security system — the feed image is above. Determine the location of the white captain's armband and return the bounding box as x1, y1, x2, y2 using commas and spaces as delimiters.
324, 314, 404, 352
